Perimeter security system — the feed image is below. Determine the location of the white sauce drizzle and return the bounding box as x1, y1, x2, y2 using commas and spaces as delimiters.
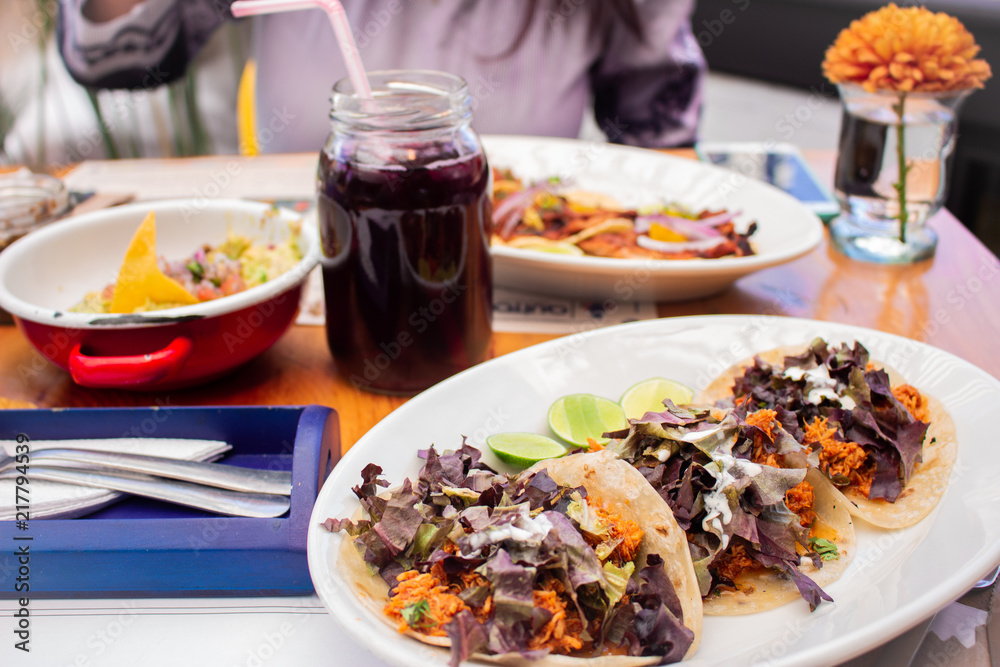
700, 454, 762, 549
784, 364, 855, 408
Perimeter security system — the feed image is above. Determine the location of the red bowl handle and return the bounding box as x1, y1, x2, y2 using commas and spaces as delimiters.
69, 337, 194, 388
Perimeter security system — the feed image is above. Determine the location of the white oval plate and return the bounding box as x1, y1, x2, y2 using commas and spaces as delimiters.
308, 315, 1000, 667
483, 136, 825, 301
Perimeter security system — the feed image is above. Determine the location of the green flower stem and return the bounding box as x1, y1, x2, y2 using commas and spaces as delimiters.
891, 92, 911, 244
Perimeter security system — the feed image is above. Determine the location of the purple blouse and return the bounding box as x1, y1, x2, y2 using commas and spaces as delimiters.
58, 0, 705, 152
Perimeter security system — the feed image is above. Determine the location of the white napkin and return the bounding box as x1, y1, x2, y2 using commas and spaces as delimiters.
0, 438, 230, 520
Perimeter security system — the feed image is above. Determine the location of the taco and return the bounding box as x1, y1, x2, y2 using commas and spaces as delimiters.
324, 444, 702, 666
699, 338, 957, 530
604, 401, 855, 615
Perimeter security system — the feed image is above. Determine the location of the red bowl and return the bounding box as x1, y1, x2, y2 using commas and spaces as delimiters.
0, 199, 319, 390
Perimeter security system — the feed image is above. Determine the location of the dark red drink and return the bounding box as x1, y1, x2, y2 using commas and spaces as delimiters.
317, 143, 493, 394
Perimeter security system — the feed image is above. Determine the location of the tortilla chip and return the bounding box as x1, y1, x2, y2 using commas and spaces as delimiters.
703, 469, 856, 615
697, 344, 958, 530
109, 212, 198, 314
337, 450, 702, 664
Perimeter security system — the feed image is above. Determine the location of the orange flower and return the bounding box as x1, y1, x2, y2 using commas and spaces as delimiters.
822, 3, 991, 93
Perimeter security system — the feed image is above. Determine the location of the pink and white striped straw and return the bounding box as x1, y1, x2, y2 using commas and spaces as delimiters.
230, 0, 372, 98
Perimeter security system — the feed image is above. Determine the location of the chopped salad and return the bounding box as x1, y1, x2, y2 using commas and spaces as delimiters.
72, 227, 302, 314
491, 169, 756, 260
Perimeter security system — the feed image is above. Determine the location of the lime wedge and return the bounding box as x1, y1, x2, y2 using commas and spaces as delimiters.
487, 432, 568, 468
547, 394, 627, 447
619, 378, 695, 420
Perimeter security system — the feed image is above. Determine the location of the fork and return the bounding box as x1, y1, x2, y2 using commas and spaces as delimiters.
0, 447, 291, 495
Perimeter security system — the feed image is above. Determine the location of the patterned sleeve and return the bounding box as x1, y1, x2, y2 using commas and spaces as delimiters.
56, 0, 232, 89
590, 0, 706, 148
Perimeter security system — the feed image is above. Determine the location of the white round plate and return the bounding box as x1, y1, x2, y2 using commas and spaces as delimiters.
308, 315, 1000, 667
483, 136, 825, 301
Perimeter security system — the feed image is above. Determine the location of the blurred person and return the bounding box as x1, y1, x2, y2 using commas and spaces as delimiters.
57, 0, 706, 153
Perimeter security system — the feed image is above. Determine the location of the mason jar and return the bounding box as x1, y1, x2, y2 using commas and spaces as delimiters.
317, 70, 493, 394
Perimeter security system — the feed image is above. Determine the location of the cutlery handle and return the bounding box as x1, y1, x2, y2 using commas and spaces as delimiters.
32, 448, 292, 496
27, 466, 290, 518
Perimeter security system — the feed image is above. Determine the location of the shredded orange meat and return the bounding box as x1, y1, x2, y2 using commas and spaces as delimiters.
586, 437, 604, 452
746, 409, 784, 466
711, 542, 760, 586
448, 571, 494, 623
585, 495, 644, 565
528, 578, 584, 654
804, 417, 874, 496
785, 481, 816, 528
892, 384, 929, 422
746, 409, 777, 439
384, 570, 469, 636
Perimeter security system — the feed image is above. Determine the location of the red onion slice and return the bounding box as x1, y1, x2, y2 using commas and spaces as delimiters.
694, 210, 741, 226
635, 214, 721, 239
635, 234, 729, 254
493, 184, 549, 238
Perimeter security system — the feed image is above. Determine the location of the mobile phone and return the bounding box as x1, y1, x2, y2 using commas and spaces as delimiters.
695, 142, 840, 222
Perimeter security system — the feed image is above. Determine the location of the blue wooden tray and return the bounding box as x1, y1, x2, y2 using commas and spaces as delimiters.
0, 405, 339, 598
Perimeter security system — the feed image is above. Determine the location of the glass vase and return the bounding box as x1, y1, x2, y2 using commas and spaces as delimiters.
830, 83, 970, 263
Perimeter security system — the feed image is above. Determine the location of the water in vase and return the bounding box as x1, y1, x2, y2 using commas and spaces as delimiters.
834, 94, 960, 230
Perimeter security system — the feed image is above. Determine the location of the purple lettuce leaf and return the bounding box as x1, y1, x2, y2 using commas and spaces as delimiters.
320, 517, 371, 536
418, 446, 465, 493
542, 511, 606, 591
775, 406, 804, 442
602, 599, 637, 648
746, 545, 832, 611
635, 400, 712, 426
444, 609, 489, 667
425, 548, 485, 575
827, 340, 869, 384
372, 478, 425, 557
782, 338, 826, 370
632, 606, 692, 663
352, 463, 390, 521
634, 553, 683, 620
867, 446, 904, 501
352, 463, 389, 501
457, 505, 492, 532
627, 554, 694, 662
753, 512, 807, 564
511, 469, 562, 509
480, 549, 536, 628
744, 465, 808, 508
894, 419, 930, 482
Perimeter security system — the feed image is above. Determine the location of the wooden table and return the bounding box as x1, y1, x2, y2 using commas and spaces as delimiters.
2, 149, 999, 667
1, 150, 998, 453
